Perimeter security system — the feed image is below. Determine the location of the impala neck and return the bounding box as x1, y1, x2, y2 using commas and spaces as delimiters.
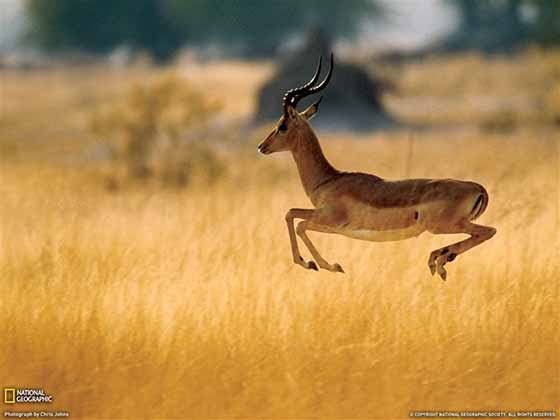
291, 126, 338, 197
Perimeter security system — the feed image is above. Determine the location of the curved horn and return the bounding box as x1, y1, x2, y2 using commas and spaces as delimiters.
282, 56, 323, 116
303, 52, 334, 97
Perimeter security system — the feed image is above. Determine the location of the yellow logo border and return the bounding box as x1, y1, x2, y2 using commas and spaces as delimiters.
4, 388, 16, 404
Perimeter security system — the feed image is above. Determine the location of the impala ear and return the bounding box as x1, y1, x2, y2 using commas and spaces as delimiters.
301, 97, 323, 121
286, 105, 298, 119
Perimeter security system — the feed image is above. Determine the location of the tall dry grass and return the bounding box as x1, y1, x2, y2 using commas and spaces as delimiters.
1, 51, 559, 418
1, 130, 558, 418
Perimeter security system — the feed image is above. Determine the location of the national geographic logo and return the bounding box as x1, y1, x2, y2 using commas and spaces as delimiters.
3, 389, 15, 405
3, 388, 53, 404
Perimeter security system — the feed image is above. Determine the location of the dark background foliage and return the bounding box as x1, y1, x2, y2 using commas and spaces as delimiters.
24, 0, 382, 60
24, 0, 558, 61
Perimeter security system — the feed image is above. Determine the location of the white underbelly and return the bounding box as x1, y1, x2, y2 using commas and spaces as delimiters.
335, 224, 426, 242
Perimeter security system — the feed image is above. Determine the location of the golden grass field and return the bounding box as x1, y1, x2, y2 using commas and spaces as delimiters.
1, 50, 559, 418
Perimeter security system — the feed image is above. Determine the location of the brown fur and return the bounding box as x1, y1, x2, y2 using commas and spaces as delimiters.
258, 105, 496, 280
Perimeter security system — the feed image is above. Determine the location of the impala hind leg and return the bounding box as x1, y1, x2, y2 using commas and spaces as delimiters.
296, 221, 344, 273
285, 209, 318, 270
427, 222, 496, 280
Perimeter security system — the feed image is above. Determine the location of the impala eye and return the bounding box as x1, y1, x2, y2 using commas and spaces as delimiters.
278, 123, 287, 132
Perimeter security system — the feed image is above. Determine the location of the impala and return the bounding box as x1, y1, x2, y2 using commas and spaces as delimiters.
257, 54, 496, 280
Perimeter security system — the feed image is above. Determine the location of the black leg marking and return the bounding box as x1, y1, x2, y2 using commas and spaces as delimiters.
441, 248, 449, 255
447, 253, 457, 262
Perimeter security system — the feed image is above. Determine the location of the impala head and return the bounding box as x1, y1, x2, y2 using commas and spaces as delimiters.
257, 53, 334, 155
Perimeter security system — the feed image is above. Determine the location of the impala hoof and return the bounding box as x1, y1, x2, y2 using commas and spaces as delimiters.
298, 256, 318, 271
428, 264, 435, 276
435, 255, 449, 281
428, 261, 436, 276
333, 263, 344, 273
428, 252, 438, 275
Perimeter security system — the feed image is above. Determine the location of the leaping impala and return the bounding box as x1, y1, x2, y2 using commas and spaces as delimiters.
257, 54, 496, 280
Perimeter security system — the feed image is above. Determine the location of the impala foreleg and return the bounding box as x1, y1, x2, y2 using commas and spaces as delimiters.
285, 208, 318, 270
428, 222, 496, 280
296, 221, 344, 273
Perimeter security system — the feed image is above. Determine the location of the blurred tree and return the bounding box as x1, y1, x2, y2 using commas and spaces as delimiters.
443, 0, 560, 52
255, 28, 395, 130
25, 0, 184, 61
172, 0, 382, 56
527, 0, 560, 46
25, 0, 382, 60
